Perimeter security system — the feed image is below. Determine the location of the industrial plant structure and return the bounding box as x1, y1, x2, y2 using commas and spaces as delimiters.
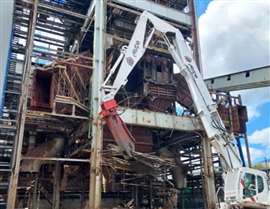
0, 0, 269, 209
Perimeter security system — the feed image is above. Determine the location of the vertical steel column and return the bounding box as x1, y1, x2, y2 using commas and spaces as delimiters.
190, 0, 202, 72
239, 96, 252, 167
89, 0, 106, 208
190, 0, 217, 207
227, 93, 246, 167
52, 162, 61, 209
236, 137, 246, 167
7, 1, 39, 208
202, 137, 217, 209
244, 134, 252, 167
30, 174, 39, 209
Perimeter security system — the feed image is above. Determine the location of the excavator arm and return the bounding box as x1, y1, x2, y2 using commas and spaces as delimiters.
100, 11, 270, 208
101, 11, 242, 170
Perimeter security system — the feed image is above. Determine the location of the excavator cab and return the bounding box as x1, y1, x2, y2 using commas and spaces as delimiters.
224, 167, 270, 208
241, 169, 269, 206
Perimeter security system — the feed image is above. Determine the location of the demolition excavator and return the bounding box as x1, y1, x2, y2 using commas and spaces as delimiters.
100, 11, 270, 209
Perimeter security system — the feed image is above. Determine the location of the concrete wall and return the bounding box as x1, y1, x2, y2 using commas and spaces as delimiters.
0, 0, 14, 114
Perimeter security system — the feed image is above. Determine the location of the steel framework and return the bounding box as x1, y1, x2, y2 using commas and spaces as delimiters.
0, 0, 250, 209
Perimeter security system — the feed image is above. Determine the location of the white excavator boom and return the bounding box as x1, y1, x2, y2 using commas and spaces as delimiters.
101, 11, 270, 208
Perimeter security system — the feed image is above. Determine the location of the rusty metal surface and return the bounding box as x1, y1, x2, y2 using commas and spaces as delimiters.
113, 51, 196, 113
30, 70, 54, 110
218, 104, 248, 134
104, 109, 136, 157
174, 74, 194, 110
104, 125, 153, 153
30, 52, 92, 116
115, 51, 195, 113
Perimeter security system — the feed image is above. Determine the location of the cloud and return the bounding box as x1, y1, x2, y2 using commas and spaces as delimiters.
248, 126, 270, 148
199, 0, 270, 79
199, 0, 270, 120
241, 127, 270, 163
245, 105, 261, 119
232, 87, 270, 119
242, 145, 266, 163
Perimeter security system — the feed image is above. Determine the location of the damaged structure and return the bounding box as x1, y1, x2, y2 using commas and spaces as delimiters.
0, 0, 256, 209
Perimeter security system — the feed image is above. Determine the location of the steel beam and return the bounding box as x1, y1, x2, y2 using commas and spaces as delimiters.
80, 0, 95, 44
21, 157, 90, 163
88, 0, 106, 208
205, 65, 270, 91
71, 0, 95, 52
0, 125, 16, 130
112, 0, 192, 26
120, 108, 203, 131
19, 0, 90, 19
38, 3, 89, 19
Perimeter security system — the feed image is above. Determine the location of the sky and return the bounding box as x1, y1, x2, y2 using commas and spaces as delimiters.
197, 0, 270, 164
